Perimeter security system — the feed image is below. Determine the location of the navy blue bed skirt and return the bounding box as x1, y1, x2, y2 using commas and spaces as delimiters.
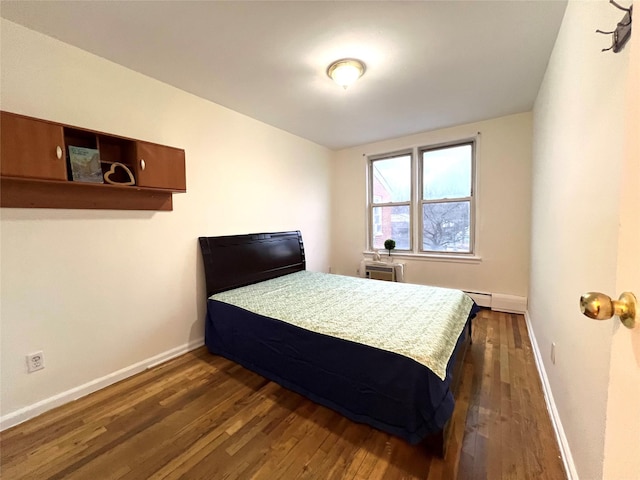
205, 299, 478, 444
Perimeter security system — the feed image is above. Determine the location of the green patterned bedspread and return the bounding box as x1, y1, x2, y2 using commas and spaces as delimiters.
210, 271, 474, 380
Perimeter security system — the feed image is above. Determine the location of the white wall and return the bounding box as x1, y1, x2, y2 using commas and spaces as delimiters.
529, 1, 633, 478
0, 20, 332, 424
331, 113, 532, 297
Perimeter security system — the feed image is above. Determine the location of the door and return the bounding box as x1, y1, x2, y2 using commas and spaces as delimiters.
0, 111, 67, 180
601, 27, 640, 480
134, 141, 186, 191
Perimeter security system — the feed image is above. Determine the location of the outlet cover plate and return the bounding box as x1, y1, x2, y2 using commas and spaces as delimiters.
27, 351, 44, 373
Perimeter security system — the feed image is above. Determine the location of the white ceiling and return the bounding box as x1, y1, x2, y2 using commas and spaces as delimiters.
1, 1, 567, 150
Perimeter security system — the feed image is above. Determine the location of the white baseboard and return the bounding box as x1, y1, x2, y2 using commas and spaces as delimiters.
524, 311, 578, 480
0, 337, 205, 431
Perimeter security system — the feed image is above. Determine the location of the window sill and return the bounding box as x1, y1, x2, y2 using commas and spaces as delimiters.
363, 251, 482, 264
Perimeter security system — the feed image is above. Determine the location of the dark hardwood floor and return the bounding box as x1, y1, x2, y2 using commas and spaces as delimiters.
0, 310, 566, 479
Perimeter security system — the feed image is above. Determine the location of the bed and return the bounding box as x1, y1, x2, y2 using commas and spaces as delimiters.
199, 230, 478, 456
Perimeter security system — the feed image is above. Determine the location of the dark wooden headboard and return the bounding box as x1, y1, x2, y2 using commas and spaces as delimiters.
198, 231, 306, 298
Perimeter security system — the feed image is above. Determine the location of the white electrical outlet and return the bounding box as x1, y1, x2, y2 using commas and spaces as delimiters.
27, 351, 45, 373
551, 342, 556, 365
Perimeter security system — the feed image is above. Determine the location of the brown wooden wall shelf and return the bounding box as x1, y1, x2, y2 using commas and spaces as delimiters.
0, 111, 186, 211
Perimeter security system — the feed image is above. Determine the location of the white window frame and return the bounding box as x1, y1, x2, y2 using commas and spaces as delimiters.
367, 138, 478, 261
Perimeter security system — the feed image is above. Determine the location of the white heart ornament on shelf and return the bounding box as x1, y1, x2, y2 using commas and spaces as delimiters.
103, 162, 135, 186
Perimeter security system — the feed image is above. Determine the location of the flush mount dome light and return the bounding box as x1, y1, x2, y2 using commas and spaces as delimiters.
327, 58, 366, 89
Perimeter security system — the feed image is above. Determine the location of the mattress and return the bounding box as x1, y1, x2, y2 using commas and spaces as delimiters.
211, 271, 474, 380
205, 271, 477, 444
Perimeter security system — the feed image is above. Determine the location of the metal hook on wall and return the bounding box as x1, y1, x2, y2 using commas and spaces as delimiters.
596, 0, 633, 52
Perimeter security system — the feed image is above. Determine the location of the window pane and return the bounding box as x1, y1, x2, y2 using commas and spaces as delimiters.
372, 155, 411, 203
422, 201, 470, 252
422, 145, 471, 200
372, 205, 410, 250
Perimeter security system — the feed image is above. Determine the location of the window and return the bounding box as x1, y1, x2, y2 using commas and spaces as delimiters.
420, 142, 474, 253
368, 140, 475, 256
369, 152, 412, 250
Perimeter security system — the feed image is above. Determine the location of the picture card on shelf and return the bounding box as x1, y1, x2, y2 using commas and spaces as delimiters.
68, 146, 104, 183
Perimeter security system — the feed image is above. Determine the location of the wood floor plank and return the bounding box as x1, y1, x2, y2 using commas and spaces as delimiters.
0, 310, 566, 480
296, 420, 348, 479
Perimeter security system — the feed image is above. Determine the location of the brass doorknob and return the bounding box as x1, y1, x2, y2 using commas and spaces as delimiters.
579, 291, 637, 329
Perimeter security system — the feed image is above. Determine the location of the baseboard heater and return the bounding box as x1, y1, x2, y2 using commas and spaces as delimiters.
491, 294, 528, 314
463, 291, 527, 314
464, 291, 492, 308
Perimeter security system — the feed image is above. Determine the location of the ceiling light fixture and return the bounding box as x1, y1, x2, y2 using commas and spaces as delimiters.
327, 58, 366, 89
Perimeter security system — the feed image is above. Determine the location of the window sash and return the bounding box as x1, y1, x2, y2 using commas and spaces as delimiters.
420, 200, 472, 254
421, 196, 472, 205
369, 202, 412, 251
420, 141, 474, 201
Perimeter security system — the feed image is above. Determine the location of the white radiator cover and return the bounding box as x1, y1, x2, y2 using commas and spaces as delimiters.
463, 291, 492, 308
462, 291, 527, 313
490, 293, 528, 313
